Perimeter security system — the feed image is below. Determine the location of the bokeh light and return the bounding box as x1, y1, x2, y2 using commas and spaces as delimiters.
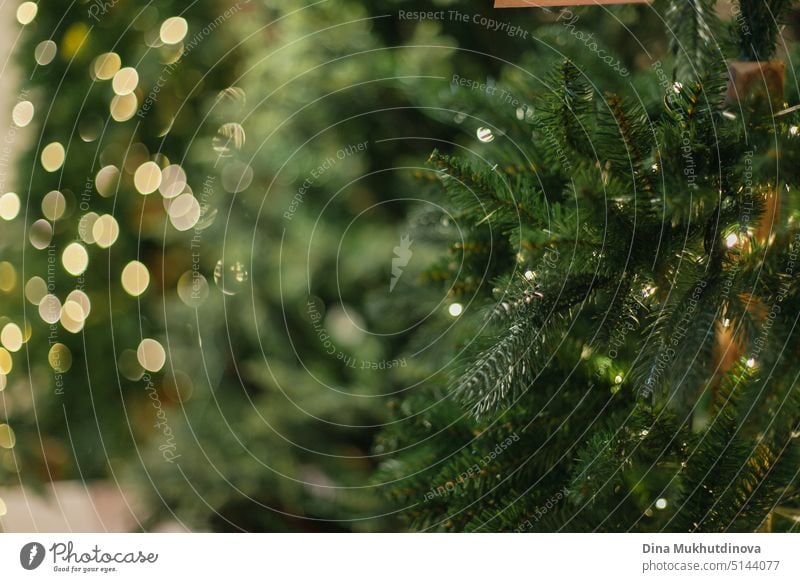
112, 67, 139, 95
48, 343, 72, 373
0, 193, 20, 220
1, 324, 24, 352
134, 161, 163, 194
137, 338, 166, 372
121, 261, 151, 296
160, 17, 189, 44
92, 214, 120, 248
16, 2, 38, 25
62, 242, 89, 276
11, 101, 34, 127
41, 142, 66, 172
93, 52, 122, 80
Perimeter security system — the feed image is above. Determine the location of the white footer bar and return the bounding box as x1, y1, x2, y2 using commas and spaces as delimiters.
1, 533, 798, 581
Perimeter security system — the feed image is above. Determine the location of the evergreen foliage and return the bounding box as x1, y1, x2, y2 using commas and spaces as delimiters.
665, 0, 724, 75
377, 5, 800, 532
736, 0, 795, 60
4, 0, 799, 535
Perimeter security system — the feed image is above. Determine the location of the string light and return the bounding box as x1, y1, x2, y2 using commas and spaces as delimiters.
41, 190, 66, 221
92, 52, 121, 80
110, 94, 138, 122
1, 324, 24, 352
38, 294, 62, 325
0, 193, 20, 220
160, 17, 189, 44
11, 101, 34, 127
34, 40, 57, 66
60, 302, 85, 333
78, 212, 100, 244
62, 242, 89, 276
24, 277, 47, 305
448, 303, 463, 317
16, 2, 38, 25
134, 161, 162, 194
0, 262, 16, 293
137, 338, 166, 372
48, 343, 72, 373
95, 166, 121, 197
0, 348, 12, 375
41, 142, 65, 172
92, 214, 120, 248
476, 127, 495, 143
65, 290, 91, 320
121, 261, 151, 296
0, 424, 16, 448
112, 67, 139, 96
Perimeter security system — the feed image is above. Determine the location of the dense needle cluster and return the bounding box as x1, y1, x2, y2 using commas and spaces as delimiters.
377, 2, 800, 532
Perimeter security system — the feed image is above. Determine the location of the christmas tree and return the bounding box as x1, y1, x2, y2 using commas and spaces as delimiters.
4, 0, 798, 536
0, 0, 252, 520
376, 0, 800, 532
